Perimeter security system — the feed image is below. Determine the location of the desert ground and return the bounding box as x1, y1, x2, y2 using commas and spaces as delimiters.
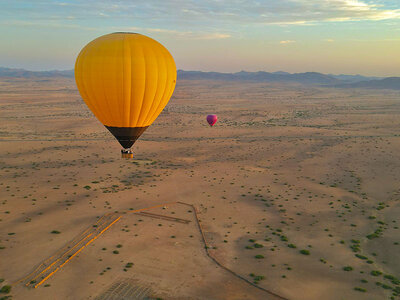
0, 77, 399, 300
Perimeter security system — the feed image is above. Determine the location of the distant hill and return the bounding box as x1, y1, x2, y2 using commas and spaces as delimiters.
177, 70, 400, 89
0, 67, 398, 90
335, 77, 400, 90
328, 74, 382, 82
177, 70, 341, 85
0, 67, 74, 78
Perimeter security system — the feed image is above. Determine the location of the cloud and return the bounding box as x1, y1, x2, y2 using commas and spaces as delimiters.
1, 0, 400, 35
252, 0, 400, 25
0, 20, 97, 31
116, 27, 230, 40
280, 40, 296, 44
126, 0, 400, 26
201, 33, 231, 39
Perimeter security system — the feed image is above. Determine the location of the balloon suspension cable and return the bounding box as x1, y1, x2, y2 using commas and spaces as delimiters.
121, 148, 134, 159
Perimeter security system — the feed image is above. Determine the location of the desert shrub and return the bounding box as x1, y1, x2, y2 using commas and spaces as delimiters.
299, 250, 310, 255
354, 287, 366, 292
51, 230, 60, 234
343, 266, 353, 271
371, 270, 382, 276
288, 243, 296, 248
254, 255, 264, 259
384, 274, 398, 281
254, 243, 263, 248
0, 285, 11, 294
350, 244, 360, 252
381, 284, 392, 290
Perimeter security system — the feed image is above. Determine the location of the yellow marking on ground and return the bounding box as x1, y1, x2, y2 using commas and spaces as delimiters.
12, 214, 110, 287
20, 202, 178, 289
34, 216, 121, 288
26, 232, 95, 286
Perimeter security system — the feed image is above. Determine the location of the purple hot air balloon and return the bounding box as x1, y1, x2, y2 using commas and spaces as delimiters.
207, 114, 218, 127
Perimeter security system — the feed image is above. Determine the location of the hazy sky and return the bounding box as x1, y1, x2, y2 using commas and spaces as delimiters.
0, 0, 399, 76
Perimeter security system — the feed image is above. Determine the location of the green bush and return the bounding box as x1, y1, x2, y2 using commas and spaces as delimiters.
254, 275, 265, 281
350, 244, 360, 252
354, 287, 366, 292
343, 266, 353, 271
371, 270, 382, 276
299, 250, 310, 255
0, 285, 11, 294
384, 274, 398, 281
51, 230, 60, 234
381, 284, 392, 290
254, 255, 264, 259
287, 243, 296, 248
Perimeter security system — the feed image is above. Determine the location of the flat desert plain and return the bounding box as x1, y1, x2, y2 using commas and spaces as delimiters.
0, 78, 399, 300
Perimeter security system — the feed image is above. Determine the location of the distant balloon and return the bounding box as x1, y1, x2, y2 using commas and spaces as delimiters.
207, 115, 218, 127
75, 32, 177, 158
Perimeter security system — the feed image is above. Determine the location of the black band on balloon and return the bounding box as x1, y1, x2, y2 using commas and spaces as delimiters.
105, 125, 149, 149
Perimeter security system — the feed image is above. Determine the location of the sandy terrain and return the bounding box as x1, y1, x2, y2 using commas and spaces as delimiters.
0, 77, 399, 299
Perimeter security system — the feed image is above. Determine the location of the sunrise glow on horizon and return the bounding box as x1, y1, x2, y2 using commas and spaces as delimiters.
1, 0, 399, 76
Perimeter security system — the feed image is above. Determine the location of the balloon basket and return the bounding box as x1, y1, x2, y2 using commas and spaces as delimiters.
121, 149, 134, 159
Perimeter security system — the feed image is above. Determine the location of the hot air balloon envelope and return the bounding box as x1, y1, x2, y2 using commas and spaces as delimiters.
207, 115, 218, 126
74, 32, 177, 157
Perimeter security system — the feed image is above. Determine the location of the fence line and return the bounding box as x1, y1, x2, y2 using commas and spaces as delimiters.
16, 201, 288, 299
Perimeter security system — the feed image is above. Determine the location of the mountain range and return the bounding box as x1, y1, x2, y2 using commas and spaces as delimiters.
0, 67, 399, 90
0, 67, 74, 78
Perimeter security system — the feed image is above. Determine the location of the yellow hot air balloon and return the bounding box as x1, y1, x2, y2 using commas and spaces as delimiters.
75, 32, 176, 158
